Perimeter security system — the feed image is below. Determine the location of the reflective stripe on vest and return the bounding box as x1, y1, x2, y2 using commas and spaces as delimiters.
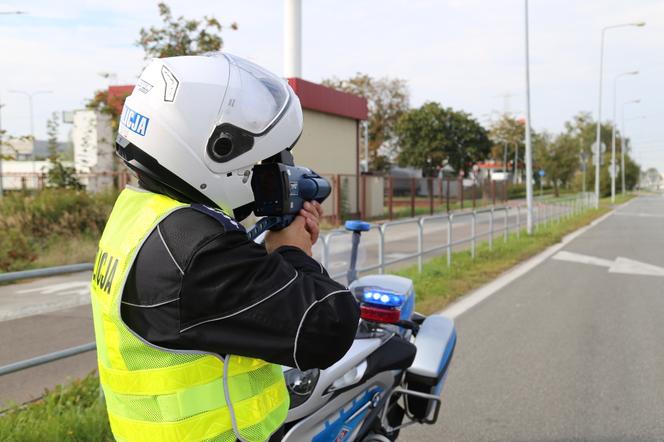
90, 188, 289, 442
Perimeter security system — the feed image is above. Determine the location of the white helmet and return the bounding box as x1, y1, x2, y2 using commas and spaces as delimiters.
116, 52, 303, 220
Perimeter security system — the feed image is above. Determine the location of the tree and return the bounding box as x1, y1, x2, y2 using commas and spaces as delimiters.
86, 89, 129, 133
45, 112, 82, 190
534, 132, 579, 197
561, 112, 640, 195
395, 102, 490, 176
488, 114, 525, 176
323, 74, 409, 172
137, 2, 237, 59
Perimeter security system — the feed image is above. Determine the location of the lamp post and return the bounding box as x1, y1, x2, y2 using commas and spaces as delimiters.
611, 71, 638, 203
523, 0, 534, 234
621, 107, 644, 194
0, 11, 28, 197
9, 90, 53, 176
594, 21, 645, 207
0, 96, 4, 198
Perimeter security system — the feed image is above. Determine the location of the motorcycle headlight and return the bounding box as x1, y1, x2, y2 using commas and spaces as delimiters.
283, 368, 320, 408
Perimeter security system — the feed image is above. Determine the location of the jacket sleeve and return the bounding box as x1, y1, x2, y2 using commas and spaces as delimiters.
176, 233, 359, 370
121, 209, 360, 371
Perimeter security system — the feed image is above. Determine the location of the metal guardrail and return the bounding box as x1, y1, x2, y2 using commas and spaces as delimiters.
0, 263, 93, 283
322, 193, 593, 281
0, 193, 593, 377
0, 343, 96, 376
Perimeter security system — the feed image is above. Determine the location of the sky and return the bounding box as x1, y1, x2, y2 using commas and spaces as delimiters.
0, 0, 662, 171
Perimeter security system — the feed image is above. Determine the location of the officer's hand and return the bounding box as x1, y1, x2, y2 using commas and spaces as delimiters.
265, 215, 313, 256
299, 201, 323, 244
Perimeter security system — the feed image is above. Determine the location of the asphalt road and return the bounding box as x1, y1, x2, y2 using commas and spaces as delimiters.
0, 199, 570, 406
404, 195, 664, 442
0, 305, 96, 407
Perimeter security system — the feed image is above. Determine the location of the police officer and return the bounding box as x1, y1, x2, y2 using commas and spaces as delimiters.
90, 53, 360, 442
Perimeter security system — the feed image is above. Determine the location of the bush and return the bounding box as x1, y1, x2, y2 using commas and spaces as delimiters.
0, 372, 112, 441
0, 189, 118, 272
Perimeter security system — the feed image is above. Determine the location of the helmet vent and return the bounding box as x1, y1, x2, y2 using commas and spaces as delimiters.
211, 135, 233, 160
206, 124, 254, 164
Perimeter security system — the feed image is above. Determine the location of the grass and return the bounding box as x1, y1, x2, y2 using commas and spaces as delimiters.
396, 193, 633, 315
0, 189, 117, 273
31, 235, 99, 269
0, 372, 112, 442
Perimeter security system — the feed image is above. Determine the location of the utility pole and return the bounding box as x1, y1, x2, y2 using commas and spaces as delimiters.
621, 103, 642, 194
595, 21, 645, 208
611, 71, 638, 203
284, 0, 302, 78
0, 95, 4, 198
9, 90, 53, 176
363, 121, 369, 172
523, 0, 534, 234
1, 11, 28, 197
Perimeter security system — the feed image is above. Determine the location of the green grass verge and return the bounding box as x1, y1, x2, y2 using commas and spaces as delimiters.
396, 193, 633, 315
0, 372, 112, 441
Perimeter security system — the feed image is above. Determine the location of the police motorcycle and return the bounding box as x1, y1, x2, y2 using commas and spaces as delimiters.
249, 160, 457, 442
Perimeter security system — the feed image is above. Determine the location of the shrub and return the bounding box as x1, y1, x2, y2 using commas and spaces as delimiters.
0, 372, 112, 441
0, 189, 118, 272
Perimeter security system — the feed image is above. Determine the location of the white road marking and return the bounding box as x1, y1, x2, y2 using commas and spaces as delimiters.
610, 257, 664, 277
552, 251, 664, 277
439, 208, 617, 319
386, 253, 411, 260
614, 212, 664, 219
552, 250, 613, 267
16, 281, 90, 295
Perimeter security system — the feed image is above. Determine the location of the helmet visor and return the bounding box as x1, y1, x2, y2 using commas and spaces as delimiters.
222, 53, 290, 135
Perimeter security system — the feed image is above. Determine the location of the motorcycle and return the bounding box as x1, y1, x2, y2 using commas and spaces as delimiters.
280, 220, 457, 441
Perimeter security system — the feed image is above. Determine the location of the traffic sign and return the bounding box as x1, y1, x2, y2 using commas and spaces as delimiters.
592, 141, 607, 154
538, 169, 545, 177
609, 164, 620, 178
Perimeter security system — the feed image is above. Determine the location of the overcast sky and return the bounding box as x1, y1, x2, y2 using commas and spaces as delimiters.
1, 1, 662, 171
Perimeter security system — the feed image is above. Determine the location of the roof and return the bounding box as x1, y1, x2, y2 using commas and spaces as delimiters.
105, 79, 369, 121
287, 78, 368, 120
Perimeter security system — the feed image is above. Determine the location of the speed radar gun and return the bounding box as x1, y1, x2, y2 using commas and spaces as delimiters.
248, 150, 331, 241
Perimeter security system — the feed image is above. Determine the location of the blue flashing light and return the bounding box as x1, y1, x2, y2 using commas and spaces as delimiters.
362, 289, 405, 308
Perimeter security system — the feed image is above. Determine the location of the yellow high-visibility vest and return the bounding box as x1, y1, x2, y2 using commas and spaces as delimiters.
90, 187, 289, 442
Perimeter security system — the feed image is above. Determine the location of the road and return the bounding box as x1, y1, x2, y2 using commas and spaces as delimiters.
404, 195, 664, 441
0, 305, 95, 407
0, 199, 571, 406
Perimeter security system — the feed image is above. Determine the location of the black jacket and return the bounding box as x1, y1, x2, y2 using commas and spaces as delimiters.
120, 202, 360, 370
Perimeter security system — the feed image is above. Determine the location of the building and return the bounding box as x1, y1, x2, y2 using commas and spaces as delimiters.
69, 109, 115, 192
1, 138, 33, 160
286, 78, 368, 215
1, 138, 70, 160
0, 138, 73, 190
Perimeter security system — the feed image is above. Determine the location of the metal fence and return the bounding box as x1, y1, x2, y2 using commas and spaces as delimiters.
320, 193, 594, 281
0, 193, 593, 377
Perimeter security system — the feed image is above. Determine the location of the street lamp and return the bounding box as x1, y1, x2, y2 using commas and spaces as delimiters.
611, 71, 638, 202
620, 103, 643, 194
9, 90, 53, 175
594, 21, 645, 207
0, 10, 28, 197
523, 0, 534, 234
0, 96, 4, 198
